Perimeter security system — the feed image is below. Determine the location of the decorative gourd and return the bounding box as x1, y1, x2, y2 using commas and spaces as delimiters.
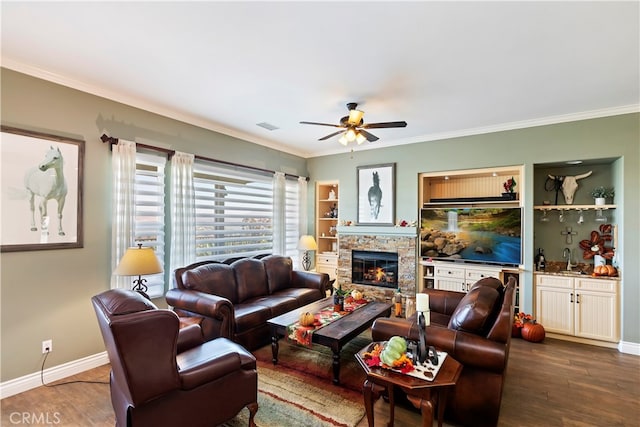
521, 321, 545, 343
299, 312, 315, 326
605, 265, 618, 277
351, 290, 363, 301
593, 264, 608, 276
380, 336, 407, 366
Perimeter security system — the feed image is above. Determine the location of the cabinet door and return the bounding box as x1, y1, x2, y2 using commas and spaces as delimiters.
316, 254, 337, 280
536, 286, 573, 335
574, 290, 619, 342
436, 278, 465, 293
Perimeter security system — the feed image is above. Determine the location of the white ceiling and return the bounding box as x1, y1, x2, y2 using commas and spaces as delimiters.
2, 1, 638, 158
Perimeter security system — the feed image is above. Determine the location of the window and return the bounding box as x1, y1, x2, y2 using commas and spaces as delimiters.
193, 162, 274, 261
134, 153, 166, 297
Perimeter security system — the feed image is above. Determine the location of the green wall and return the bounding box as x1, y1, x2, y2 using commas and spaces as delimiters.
0, 69, 308, 382
307, 113, 640, 347
1, 68, 638, 386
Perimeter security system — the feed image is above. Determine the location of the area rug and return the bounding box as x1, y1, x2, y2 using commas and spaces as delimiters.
222, 365, 365, 427
222, 331, 372, 427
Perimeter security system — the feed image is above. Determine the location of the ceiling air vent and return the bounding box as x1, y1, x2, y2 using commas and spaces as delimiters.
256, 122, 279, 131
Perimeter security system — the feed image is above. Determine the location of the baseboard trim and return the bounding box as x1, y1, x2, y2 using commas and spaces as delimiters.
619, 340, 640, 356
0, 352, 109, 399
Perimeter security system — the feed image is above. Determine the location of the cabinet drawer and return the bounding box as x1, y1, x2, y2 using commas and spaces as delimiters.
435, 266, 465, 279
316, 254, 337, 266
535, 274, 573, 289
466, 268, 500, 282
575, 278, 617, 293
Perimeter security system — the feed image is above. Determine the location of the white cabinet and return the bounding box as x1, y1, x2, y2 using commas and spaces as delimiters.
316, 253, 338, 280
433, 263, 501, 293
535, 274, 619, 343
434, 265, 465, 292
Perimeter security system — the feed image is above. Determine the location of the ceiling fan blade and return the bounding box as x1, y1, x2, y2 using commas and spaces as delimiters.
318, 130, 345, 141
361, 121, 407, 129
359, 129, 379, 142
300, 121, 344, 128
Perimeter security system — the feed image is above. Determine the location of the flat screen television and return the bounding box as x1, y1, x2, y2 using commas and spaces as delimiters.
420, 207, 522, 266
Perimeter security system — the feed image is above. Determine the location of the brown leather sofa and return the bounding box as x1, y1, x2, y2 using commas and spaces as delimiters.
166, 254, 329, 350
92, 288, 258, 427
371, 276, 517, 427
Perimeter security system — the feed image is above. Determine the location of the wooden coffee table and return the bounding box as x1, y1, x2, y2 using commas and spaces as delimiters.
355, 343, 462, 427
268, 297, 392, 385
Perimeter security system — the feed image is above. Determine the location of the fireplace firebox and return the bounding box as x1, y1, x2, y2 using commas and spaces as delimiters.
352, 250, 398, 289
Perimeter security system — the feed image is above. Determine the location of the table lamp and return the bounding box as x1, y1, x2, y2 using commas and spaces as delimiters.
298, 235, 318, 271
114, 244, 163, 299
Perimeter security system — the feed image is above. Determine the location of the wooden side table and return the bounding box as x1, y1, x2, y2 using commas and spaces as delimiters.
355, 343, 462, 427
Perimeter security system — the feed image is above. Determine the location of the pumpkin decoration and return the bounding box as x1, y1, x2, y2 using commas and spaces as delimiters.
299, 312, 315, 327
593, 264, 618, 277
351, 290, 363, 301
521, 320, 545, 343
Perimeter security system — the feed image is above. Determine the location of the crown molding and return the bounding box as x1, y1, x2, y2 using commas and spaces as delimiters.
1, 58, 308, 158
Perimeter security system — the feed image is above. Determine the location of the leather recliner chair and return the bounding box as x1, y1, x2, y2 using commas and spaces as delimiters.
92, 288, 258, 427
371, 276, 517, 427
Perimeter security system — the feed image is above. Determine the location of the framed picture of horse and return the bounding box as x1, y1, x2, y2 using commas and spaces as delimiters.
357, 163, 395, 225
1, 126, 84, 252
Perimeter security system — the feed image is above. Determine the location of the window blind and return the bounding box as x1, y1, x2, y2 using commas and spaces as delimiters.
194, 162, 274, 261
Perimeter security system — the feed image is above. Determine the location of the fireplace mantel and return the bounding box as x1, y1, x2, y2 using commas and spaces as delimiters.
337, 225, 417, 237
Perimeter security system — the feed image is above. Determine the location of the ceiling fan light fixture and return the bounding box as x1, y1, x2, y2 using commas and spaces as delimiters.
348, 109, 364, 125
355, 132, 367, 145
346, 128, 357, 142
338, 134, 349, 146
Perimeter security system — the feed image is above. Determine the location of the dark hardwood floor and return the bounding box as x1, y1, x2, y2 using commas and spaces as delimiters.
2, 337, 638, 426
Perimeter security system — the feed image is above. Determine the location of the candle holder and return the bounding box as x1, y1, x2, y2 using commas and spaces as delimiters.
417, 310, 439, 366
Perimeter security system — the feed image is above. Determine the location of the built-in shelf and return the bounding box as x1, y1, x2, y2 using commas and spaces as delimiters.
534, 204, 616, 211
424, 200, 520, 207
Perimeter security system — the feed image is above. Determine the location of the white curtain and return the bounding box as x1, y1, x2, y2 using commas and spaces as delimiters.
110, 139, 137, 289
298, 176, 309, 237
272, 171, 286, 255
169, 151, 196, 285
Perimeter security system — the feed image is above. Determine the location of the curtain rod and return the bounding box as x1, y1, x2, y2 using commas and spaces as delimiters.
100, 134, 308, 181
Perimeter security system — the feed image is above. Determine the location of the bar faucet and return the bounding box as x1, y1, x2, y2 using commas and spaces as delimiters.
563, 247, 575, 271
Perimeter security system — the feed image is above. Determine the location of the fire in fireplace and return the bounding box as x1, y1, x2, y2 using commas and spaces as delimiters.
352, 250, 398, 289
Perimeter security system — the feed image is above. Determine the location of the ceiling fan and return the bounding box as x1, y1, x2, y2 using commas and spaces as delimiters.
300, 102, 407, 145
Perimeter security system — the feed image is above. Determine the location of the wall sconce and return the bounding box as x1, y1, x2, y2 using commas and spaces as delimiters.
113, 244, 163, 299
297, 235, 318, 271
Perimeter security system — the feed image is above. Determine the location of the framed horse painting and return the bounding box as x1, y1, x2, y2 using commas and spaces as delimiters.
1, 126, 84, 252
357, 163, 395, 225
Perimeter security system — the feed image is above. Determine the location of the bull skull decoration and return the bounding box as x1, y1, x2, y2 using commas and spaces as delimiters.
547, 171, 592, 205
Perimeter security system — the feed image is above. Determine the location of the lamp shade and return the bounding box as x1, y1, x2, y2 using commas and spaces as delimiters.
297, 235, 318, 251
114, 246, 163, 276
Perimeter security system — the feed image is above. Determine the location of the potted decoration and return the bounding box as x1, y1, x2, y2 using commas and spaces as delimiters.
333, 285, 350, 312
502, 177, 517, 200
590, 186, 614, 205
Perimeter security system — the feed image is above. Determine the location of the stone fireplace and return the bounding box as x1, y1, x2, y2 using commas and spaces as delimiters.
337, 226, 418, 301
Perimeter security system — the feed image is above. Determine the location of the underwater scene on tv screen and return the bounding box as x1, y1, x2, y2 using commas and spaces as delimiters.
421, 207, 522, 265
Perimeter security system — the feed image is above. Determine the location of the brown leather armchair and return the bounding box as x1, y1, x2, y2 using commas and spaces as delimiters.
372, 276, 517, 427
92, 288, 258, 427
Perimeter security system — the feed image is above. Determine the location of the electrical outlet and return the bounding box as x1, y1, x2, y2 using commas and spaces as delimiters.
42, 339, 52, 354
